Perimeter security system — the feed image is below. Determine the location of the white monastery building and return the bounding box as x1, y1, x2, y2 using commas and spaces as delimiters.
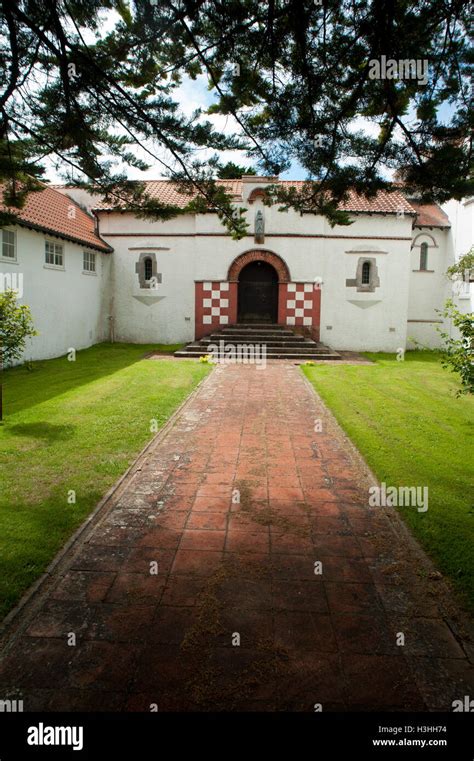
1, 176, 472, 361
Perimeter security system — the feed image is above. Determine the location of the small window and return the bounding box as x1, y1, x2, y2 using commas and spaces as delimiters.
144, 257, 153, 280
361, 261, 371, 285
83, 250, 96, 272
420, 242, 428, 271
45, 240, 64, 267
1, 229, 15, 260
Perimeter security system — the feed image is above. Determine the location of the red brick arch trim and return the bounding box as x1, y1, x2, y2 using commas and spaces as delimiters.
228, 249, 291, 282
247, 188, 268, 204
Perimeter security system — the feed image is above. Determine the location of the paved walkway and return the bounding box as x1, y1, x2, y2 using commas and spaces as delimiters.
1, 364, 473, 711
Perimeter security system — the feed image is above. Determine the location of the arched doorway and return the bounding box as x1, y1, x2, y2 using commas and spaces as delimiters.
238, 260, 278, 323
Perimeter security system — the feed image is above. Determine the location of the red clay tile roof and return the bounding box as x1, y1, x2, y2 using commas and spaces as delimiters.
409, 200, 451, 228
92, 179, 241, 210
92, 178, 416, 216
0, 184, 112, 252
52, 178, 449, 228
272, 181, 416, 215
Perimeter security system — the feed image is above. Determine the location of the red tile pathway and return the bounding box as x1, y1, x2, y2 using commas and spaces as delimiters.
1, 364, 473, 711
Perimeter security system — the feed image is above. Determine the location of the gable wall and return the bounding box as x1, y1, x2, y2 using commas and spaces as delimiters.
100, 204, 416, 351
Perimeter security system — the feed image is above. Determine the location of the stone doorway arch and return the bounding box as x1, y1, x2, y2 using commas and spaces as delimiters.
228, 250, 291, 325
228, 249, 291, 283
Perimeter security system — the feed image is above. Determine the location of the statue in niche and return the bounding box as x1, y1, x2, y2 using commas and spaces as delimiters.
255, 209, 265, 243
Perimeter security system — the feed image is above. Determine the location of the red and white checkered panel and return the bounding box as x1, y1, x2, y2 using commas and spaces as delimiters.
285, 283, 314, 326
201, 281, 231, 326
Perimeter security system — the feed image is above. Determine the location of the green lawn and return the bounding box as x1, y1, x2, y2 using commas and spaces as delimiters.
0, 343, 210, 619
303, 352, 474, 610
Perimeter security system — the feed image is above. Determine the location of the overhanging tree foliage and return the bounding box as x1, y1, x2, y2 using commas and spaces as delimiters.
0, 0, 472, 237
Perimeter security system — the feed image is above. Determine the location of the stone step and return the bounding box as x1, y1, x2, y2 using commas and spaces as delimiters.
175, 325, 340, 361
213, 329, 297, 337
175, 350, 340, 360
193, 343, 331, 353
203, 335, 308, 344
209, 328, 303, 335
227, 323, 288, 329
176, 343, 337, 355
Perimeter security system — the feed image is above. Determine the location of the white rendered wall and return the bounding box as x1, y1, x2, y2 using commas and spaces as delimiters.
100, 202, 416, 351
406, 228, 451, 349
442, 198, 474, 315
0, 225, 111, 362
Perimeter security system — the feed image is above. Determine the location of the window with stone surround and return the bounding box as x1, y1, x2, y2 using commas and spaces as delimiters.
135, 252, 161, 288
346, 257, 380, 292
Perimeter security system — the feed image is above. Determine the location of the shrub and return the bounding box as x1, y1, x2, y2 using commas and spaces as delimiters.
437, 300, 473, 395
